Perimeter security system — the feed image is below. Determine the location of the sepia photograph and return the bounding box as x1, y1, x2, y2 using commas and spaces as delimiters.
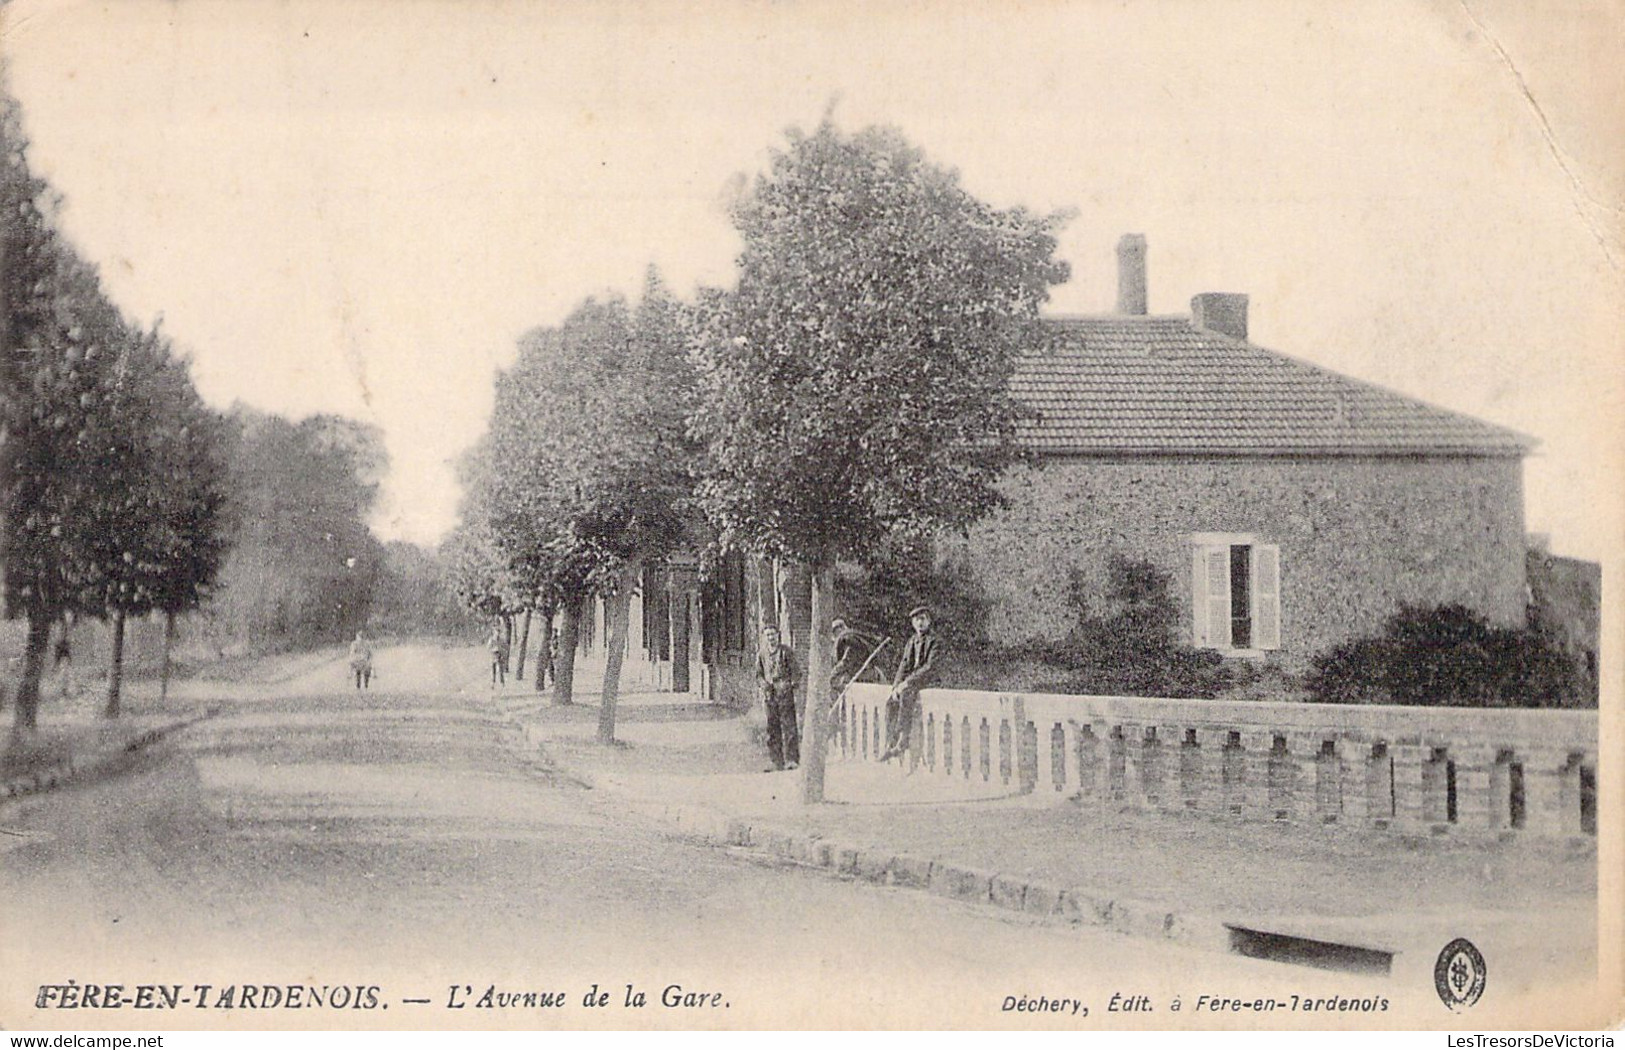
0, 0, 1619, 1036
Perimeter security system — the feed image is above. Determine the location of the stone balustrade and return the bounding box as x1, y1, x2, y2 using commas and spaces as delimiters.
832, 684, 1598, 839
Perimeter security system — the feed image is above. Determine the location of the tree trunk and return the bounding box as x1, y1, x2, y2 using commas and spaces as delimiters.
13, 612, 50, 735
535, 608, 554, 694
552, 600, 581, 706
105, 610, 126, 719
159, 611, 175, 705
756, 558, 778, 638
514, 609, 532, 681
598, 562, 639, 745
801, 562, 836, 804
501, 615, 514, 674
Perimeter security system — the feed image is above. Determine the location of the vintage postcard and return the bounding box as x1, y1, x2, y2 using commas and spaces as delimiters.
0, 0, 1619, 1036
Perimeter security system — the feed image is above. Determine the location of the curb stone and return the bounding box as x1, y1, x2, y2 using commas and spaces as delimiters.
0, 711, 215, 806
991, 873, 1029, 912
1021, 881, 1063, 918
853, 849, 891, 884
929, 862, 994, 903
522, 721, 1241, 960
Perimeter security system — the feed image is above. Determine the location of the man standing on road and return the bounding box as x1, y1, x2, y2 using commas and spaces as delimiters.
880, 605, 939, 763
754, 625, 800, 771
488, 625, 508, 688
535, 624, 557, 693
52, 618, 75, 700
349, 631, 373, 690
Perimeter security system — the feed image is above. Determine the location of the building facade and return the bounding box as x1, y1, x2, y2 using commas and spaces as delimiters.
677, 235, 1537, 702
942, 237, 1532, 672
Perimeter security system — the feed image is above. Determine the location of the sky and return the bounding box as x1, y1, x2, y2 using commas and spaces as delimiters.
3, 0, 1621, 566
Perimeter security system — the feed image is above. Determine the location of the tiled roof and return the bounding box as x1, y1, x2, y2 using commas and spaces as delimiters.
1012, 316, 1533, 457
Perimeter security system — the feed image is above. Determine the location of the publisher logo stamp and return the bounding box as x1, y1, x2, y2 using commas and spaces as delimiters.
1435, 938, 1487, 1011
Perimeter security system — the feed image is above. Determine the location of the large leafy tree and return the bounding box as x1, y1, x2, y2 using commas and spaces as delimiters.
480, 274, 694, 740
145, 357, 231, 703
206, 408, 386, 652
3, 84, 228, 729
85, 324, 229, 716
690, 120, 1069, 801
453, 437, 566, 688
443, 519, 519, 622
369, 540, 482, 639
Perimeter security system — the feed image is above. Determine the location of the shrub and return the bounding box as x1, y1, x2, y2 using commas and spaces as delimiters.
1305, 603, 1587, 708
1038, 554, 1233, 699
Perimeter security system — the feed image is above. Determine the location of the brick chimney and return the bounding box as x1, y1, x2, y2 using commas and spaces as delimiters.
1116, 234, 1147, 315
1191, 292, 1249, 340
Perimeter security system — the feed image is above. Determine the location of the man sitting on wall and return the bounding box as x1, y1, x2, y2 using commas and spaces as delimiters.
880, 605, 940, 764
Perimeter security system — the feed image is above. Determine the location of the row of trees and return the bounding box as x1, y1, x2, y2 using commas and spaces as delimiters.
2, 80, 396, 732
1, 88, 228, 732
458, 120, 1069, 801
450, 270, 693, 743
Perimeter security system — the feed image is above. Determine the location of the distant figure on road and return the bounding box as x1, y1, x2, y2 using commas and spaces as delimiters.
880, 605, 939, 763
488, 625, 508, 688
754, 625, 800, 771
53, 618, 75, 700
349, 631, 373, 690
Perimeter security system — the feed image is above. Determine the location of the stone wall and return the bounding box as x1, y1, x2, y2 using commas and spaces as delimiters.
837, 684, 1598, 839
938, 454, 1527, 671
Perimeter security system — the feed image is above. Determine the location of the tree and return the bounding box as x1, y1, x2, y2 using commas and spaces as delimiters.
82, 323, 229, 716
478, 274, 694, 740
443, 520, 516, 622
3, 81, 229, 728
206, 408, 387, 653
451, 438, 567, 693
369, 540, 482, 639
690, 120, 1069, 800
132, 334, 230, 706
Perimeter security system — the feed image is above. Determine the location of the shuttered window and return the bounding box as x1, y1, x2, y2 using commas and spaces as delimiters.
1191, 537, 1281, 653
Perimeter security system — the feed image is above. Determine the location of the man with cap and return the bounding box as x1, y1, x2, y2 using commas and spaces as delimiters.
754, 625, 801, 771
880, 605, 940, 762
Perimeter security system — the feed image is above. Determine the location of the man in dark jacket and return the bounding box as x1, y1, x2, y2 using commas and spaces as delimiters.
754, 625, 800, 771
881, 605, 939, 762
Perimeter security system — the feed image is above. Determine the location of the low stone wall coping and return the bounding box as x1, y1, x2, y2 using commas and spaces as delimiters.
845, 684, 1595, 752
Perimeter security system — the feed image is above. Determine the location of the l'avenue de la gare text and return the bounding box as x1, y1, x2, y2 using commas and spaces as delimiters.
33, 981, 731, 1012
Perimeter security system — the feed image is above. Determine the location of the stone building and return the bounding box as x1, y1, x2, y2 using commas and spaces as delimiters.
646, 234, 1537, 705
942, 235, 1534, 672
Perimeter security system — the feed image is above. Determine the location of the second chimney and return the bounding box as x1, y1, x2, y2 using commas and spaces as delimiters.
1116, 233, 1147, 315
1191, 292, 1249, 341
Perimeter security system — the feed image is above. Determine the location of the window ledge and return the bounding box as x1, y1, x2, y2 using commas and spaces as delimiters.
1215, 648, 1271, 660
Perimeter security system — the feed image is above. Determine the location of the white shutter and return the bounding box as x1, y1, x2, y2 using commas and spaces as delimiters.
1194, 544, 1235, 650
1252, 544, 1281, 650
1191, 546, 1209, 646
1206, 546, 1232, 650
